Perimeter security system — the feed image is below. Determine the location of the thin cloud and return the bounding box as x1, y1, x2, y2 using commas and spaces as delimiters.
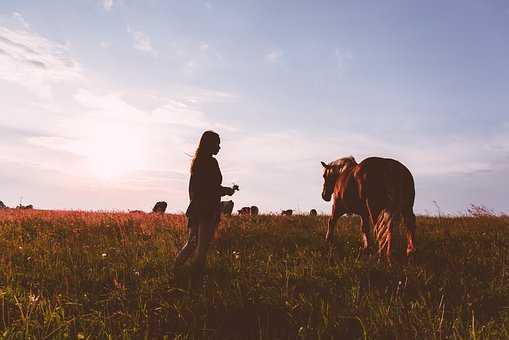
73, 88, 236, 130
100, 0, 114, 11
181, 89, 237, 104
0, 26, 82, 98
223, 128, 509, 179
129, 28, 157, 56
264, 49, 284, 63
0, 16, 237, 199
73, 88, 145, 121
12, 12, 30, 30
199, 42, 209, 51
334, 48, 352, 74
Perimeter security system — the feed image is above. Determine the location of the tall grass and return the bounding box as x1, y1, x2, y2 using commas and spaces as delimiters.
0, 209, 508, 339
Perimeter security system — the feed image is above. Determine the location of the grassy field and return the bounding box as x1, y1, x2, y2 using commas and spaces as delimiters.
0, 209, 508, 339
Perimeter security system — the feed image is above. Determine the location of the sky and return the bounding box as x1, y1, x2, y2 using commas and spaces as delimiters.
0, 0, 508, 215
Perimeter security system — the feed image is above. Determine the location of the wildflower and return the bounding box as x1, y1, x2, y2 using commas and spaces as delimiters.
29, 293, 39, 303
77, 333, 85, 339
298, 326, 305, 336
101, 253, 107, 258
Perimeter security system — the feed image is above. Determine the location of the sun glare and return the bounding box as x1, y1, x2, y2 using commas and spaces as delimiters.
85, 125, 146, 180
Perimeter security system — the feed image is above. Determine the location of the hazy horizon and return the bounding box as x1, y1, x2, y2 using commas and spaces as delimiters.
1, 1, 508, 214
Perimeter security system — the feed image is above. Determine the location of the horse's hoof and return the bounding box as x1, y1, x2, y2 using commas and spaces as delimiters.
360, 247, 371, 256
356, 247, 372, 260
406, 247, 416, 257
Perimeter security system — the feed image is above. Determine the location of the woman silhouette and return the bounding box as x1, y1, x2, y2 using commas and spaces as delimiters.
175, 130, 237, 272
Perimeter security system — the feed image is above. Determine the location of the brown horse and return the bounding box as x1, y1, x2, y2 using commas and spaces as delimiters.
321, 156, 416, 259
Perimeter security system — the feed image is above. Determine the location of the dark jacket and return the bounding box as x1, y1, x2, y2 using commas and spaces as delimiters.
185, 156, 230, 220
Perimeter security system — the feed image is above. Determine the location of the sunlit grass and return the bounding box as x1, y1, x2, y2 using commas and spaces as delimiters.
0, 209, 508, 338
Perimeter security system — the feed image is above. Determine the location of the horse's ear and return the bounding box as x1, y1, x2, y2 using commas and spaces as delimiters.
321, 161, 328, 168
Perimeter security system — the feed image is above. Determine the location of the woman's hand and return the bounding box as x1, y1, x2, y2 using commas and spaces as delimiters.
227, 185, 240, 196
221, 184, 239, 196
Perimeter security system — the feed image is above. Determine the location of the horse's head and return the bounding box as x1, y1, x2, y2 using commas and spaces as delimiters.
321, 156, 357, 202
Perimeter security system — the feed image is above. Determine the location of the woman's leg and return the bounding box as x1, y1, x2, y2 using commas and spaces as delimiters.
193, 218, 219, 272
174, 218, 199, 268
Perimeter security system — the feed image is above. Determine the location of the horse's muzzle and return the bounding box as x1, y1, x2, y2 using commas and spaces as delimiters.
322, 192, 331, 202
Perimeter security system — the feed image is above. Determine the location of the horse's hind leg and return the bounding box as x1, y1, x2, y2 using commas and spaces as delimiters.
374, 210, 392, 259
375, 210, 406, 261
403, 210, 416, 256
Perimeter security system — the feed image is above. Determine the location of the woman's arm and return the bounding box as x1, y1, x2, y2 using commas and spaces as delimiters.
191, 158, 237, 198
220, 186, 235, 196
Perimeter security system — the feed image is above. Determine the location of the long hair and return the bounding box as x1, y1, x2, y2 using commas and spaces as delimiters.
190, 130, 220, 174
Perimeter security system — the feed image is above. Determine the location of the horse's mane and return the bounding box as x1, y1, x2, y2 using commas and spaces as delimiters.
329, 156, 357, 170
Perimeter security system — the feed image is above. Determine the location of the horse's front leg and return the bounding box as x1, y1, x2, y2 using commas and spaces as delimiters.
325, 203, 343, 242
359, 214, 374, 255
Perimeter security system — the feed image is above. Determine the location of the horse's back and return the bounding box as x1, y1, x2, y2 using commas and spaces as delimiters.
354, 157, 415, 212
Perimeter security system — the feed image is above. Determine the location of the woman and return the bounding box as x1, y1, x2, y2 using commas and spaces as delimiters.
174, 130, 238, 272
